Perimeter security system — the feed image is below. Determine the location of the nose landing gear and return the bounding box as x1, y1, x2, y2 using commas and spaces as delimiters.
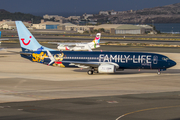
157, 70, 161, 75
157, 69, 166, 75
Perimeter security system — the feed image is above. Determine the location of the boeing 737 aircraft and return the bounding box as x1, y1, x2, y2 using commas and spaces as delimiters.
16, 21, 176, 75
49, 33, 101, 51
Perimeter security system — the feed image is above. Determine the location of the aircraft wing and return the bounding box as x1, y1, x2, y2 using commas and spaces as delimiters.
85, 44, 92, 51
48, 42, 78, 45
62, 61, 119, 69
48, 42, 89, 45
20, 52, 33, 55
63, 61, 100, 68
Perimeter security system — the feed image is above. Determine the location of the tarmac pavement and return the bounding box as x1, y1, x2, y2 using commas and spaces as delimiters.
0, 47, 180, 120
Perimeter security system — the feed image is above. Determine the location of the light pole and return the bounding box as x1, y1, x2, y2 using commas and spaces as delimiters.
152, 20, 154, 27
31, 18, 33, 24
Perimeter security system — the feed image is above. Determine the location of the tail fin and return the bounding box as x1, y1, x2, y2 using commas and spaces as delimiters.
92, 33, 101, 44
15, 21, 54, 52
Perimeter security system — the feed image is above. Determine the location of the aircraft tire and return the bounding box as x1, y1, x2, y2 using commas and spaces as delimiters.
87, 70, 93, 75
157, 70, 161, 75
157, 72, 161, 75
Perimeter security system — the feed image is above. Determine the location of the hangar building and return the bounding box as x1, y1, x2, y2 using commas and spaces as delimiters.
93, 24, 152, 34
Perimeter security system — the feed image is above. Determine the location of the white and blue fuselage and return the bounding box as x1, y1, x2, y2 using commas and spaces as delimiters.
21, 50, 176, 70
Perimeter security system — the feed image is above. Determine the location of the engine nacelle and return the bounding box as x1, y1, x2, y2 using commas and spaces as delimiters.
98, 65, 116, 73
57, 46, 70, 51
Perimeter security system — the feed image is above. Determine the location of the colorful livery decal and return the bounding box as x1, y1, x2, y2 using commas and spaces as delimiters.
32, 52, 48, 63
65, 47, 70, 50
93, 33, 101, 48
32, 52, 65, 67
21, 37, 31, 46
53, 53, 65, 67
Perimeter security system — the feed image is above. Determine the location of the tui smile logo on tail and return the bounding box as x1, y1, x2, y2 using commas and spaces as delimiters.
21, 36, 31, 45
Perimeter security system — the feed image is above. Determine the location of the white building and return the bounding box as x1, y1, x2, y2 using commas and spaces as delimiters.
43, 14, 59, 19
32, 21, 62, 29
83, 13, 93, 19
68, 16, 81, 20
110, 11, 117, 15
99, 11, 109, 15
0, 20, 31, 30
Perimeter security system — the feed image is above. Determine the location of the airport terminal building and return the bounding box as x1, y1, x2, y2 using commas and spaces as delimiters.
0, 19, 153, 34
31, 20, 153, 34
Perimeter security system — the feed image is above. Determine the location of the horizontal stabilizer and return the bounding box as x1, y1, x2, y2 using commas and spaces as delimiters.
47, 50, 55, 65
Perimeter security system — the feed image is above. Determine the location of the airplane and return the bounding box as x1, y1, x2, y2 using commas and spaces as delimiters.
49, 33, 101, 51
15, 21, 176, 75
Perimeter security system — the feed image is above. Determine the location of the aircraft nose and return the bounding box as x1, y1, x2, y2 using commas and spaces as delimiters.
168, 60, 176, 67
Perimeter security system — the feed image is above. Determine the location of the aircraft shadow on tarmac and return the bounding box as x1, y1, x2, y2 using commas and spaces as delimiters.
74, 69, 180, 75
73, 69, 138, 75
170, 118, 180, 120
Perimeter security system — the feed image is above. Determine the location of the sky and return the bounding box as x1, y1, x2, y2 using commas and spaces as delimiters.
0, 0, 180, 16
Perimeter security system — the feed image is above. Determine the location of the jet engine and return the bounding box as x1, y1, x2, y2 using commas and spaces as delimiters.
57, 46, 70, 51
98, 65, 116, 73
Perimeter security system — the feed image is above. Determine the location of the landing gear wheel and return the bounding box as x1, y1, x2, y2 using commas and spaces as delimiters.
157, 72, 161, 75
157, 70, 161, 75
87, 70, 93, 75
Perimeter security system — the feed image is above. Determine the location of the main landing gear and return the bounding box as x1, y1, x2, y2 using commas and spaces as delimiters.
157, 70, 161, 75
87, 70, 94, 75
87, 68, 96, 75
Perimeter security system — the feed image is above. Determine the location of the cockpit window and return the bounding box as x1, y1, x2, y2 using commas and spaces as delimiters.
162, 57, 169, 61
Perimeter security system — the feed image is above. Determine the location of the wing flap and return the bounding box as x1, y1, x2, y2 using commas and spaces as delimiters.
48, 42, 77, 46
62, 61, 100, 68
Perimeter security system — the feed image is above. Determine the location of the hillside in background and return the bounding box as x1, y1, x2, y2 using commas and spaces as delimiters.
93, 3, 180, 24
1, 3, 180, 24
0, 9, 42, 23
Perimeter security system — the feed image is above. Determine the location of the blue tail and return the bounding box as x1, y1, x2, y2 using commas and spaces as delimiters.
15, 21, 54, 52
